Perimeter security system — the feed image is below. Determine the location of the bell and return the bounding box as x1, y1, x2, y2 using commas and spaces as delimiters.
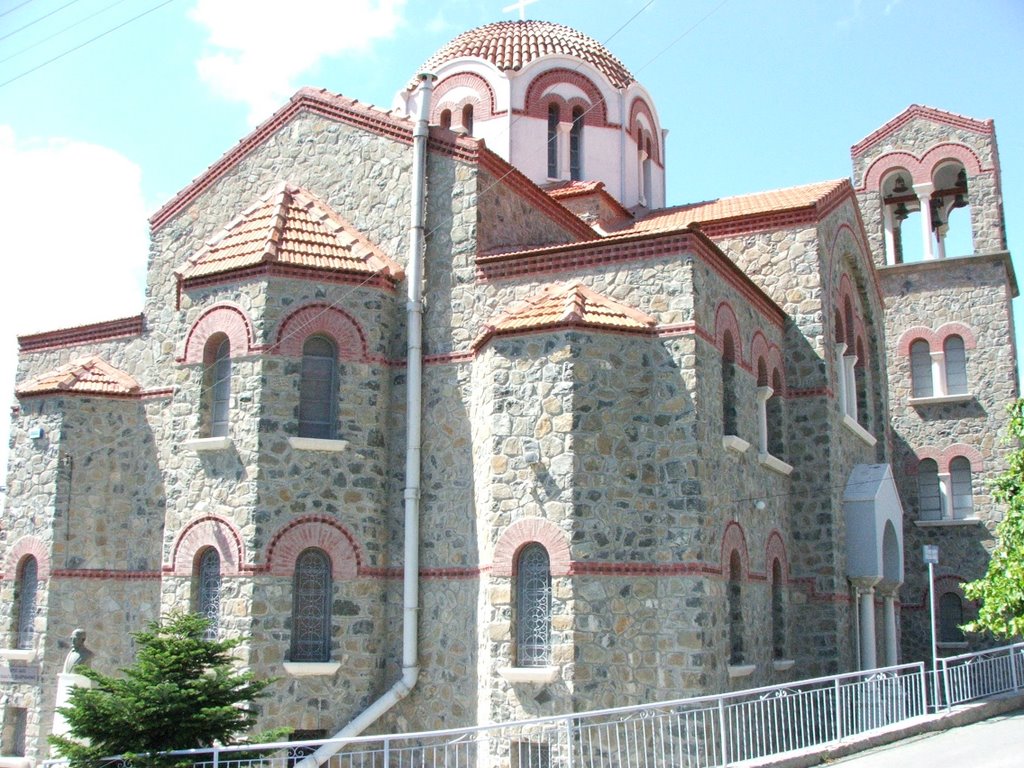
953, 192, 968, 209
931, 197, 944, 229
893, 202, 909, 221
892, 175, 909, 194
956, 169, 968, 190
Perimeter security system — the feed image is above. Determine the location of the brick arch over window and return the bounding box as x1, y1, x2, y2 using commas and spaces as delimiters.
5, 536, 50, 580
628, 97, 661, 164
922, 144, 986, 182
897, 323, 977, 356
431, 71, 497, 122
714, 303, 744, 367
265, 516, 360, 579
523, 68, 607, 126
275, 304, 368, 361
182, 303, 254, 363
748, 334, 785, 392
491, 517, 571, 578
862, 144, 986, 192
720, 521, 749, 578
169, 516, 244, 576
935, 322, 978, 350
765, 531, 788, 580
908, 444, 985, 474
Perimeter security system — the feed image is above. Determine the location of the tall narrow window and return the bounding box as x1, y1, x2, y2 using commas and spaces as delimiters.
195, 548, 221, 640
14, 556, 38, 650
569, 106, 584, 181
642, 136, 653, 205
855, 338, 869, 429
515, 544, 551, 667
722, 333, 738, 436
917, 459, 942, 520
299, 335, 337, 439
939, 592, 965, 643
944, 335, 968, 395
290, 548, 332, 663
768, 369, 784, 458
910, 340, 933, 398
206, 335, 231, 437
546, 103, 559, 178
950, 456, 974, 518
462, 104, 474, 136
728, 551, 743, 665
771, 559, 785, 660
439, 109, 451, 130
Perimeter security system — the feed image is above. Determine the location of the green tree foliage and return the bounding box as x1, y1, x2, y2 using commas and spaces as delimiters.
963, 399, 1024, 639
50, 613, 279, 767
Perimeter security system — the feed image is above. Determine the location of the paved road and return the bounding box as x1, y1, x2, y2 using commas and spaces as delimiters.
829, 709, 1024, 767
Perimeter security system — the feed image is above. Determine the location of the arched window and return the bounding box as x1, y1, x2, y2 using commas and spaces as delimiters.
768, 369, 784, 458
722, 332, 738, 436
299, 335, 337, 439
910, 339, 933, 398
728, 551, 743, 665
546, 103, 559, 178
950, 456, 974, 518
642, 136, 653, 205
569, 106, 584, 181
771, 559, 785, 660
944, 335, 967, 395
939, 592, 965, 644
855, 338, 869, 429
515, 544, 551, 667
462, 104, 474, 136
290, 548, 332, 663
14, 556, 38, 650
205, 335, 231, 437
439, 109, 451, 130
917, 459, 942, 521
194, 548, 221, 640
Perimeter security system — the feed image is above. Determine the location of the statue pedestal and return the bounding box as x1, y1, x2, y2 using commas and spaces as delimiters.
52, 672, 93, 738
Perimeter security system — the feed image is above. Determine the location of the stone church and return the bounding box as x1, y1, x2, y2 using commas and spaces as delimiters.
0, 19, 1017, 763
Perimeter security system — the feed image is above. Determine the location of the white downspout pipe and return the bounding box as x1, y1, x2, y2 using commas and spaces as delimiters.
299, 71, 435, 767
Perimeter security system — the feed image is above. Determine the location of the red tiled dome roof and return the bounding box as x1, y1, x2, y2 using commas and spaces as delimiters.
415, 20, 636, 89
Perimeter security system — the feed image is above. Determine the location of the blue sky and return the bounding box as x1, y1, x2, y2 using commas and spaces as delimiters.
1, 0, 1023, 478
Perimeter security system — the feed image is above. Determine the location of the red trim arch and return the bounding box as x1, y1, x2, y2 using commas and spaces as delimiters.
264, 516, 360, 579
765, 531, 788, 581
274, 304, 369, 361
431, 71, 497, 122
628, 97, 661, 164
5, 536, 50, 580
714, 302, 744, 366
910, 444, 985, 474
897, 322, 978, 356
720, 521, 749, 578
862, 143, 987, 191
181, 303, 254, 363
491, 517, 571, 578
523, 68, 607, 126
749, 333, 785, 392
936, 322, 978, 350
168, 516, 244, 576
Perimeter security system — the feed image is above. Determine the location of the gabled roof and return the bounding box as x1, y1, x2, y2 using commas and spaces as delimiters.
851, 104, 994, 158
17, 356, 140, 398
615, 179, 849, 237
177, 183, 403, 283
475, 279, 654, 348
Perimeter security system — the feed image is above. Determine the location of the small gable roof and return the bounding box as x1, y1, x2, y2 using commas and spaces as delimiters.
177, 183, 403, 283
851, 104, 994, 158
475, 280, 654, 349
17, 356, 140, 398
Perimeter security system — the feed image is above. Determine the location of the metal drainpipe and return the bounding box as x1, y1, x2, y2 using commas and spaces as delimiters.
299, 71, 435, 767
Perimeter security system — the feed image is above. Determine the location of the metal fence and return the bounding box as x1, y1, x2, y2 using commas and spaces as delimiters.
47, 644, 1024, 768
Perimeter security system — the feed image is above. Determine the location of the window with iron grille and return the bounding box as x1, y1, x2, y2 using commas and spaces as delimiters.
207, 336, 231, 437
546, 103, 559, 178
944, 335, 968, 395
515, 544, 551, 667
290, 548, 332, 663
195, 548, 221, 640
14, 556, 37, 650
917, 459, 942, 520
939, 592, 965, 644
299, 335, 337, 439
950, 456, 974, 518
569, 107, 584, 181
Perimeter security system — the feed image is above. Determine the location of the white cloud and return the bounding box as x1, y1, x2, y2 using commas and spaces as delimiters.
0, 126, 148, 477
189, 0, 407, 124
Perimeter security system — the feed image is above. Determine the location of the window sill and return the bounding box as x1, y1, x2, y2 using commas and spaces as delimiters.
758, 452, 793, 476
722, 435, 750, 455
772, 659, 795, 672
727, 663, 756, 679
0, 648, 36, 662
498, 666, 560, 684
909, 393, 973, 406
283, 661, 341, 677
183, 436, 233, 451
841, 415, 877, 447
288, 437, 349, 453
914, 517, 982, 528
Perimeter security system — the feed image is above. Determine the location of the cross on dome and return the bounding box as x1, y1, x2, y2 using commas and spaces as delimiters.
501, 0, 540, 21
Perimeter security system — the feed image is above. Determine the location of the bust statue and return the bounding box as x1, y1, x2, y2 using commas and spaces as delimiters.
62, 628, 94, 673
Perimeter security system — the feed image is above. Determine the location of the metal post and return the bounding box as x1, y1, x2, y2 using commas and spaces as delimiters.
928, 561, 940, 710
718, 697, 729, 767
565, 717, 575, 768
834, 677, 843, 741
1012, 647, 1021, 692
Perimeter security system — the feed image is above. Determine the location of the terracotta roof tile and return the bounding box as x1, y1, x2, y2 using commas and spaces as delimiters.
482, 280, 654, 341
178, 183, 404, 282
414, 20, 635, 89
544, 180, 606, 199
17, 356, 140, 397
616, 179, 848, 236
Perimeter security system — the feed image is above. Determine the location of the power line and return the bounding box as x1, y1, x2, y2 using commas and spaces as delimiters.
0, 0, 38, 19
0, 0, 82, 43
0, 0, 134, 66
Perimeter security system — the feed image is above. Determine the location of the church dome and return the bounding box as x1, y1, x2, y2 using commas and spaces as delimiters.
415, 20, 636, 89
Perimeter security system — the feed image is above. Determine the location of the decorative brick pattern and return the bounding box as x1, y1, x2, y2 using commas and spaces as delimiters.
264, 517, 361, 579
169, 516, 245, 575
491, 518, 571, 577
4, 536, 50, 581
522, 68, 608, 127
274, 304, 369, 360
181, 303, 254, 363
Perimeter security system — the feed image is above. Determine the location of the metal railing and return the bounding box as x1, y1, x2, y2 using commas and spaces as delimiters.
45, 644, 1024, 768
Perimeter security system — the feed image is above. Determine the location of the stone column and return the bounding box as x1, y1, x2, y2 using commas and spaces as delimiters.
938, 472, 953, 520
930, 350, 948, 397
936, 224, 948, 260
879, 584, 900, 667
557, 122, 571, 181
756, 386, 772, 454
835, 343, 848, 415
883, 204, 897, 265
844, 353, 858, 422
914, 182, 935, 260
853, 578, 879, 670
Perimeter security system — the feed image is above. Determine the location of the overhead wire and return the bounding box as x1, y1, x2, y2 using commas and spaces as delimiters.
0, 0, 135, 66
0, 0, 83, 43
0, 0, 38, 19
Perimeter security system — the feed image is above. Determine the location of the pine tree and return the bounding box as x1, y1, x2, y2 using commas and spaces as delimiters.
963, 399, 1024, 638
50, 613, 280, 767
